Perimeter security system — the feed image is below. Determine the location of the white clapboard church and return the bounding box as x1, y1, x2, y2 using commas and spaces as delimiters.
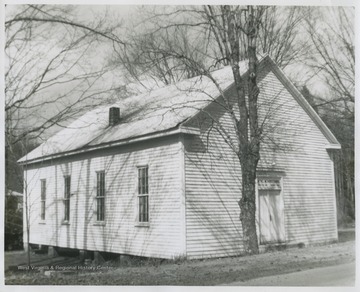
19, 55, 340, 259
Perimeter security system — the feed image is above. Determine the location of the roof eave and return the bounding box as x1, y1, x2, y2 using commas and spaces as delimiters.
18, 126, 200, 166
325, 144, 342, 150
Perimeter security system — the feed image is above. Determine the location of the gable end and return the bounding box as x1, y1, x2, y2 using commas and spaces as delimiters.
264, 56, 340, 147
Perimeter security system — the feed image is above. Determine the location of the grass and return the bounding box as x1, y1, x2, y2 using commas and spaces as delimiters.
5, 229, 355, 285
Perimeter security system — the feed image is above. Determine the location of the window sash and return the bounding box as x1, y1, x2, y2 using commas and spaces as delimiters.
41, 180, 46, 200
64, 176, 71, 198
40, 201, 46, 220
64, 176, 71, 221
40, 179, 46, 220
138, 167, 148, 195
96, 171, 105, 221
63, 199, 70, 221
96, 197, 105, 221
138, 167, 149, 222
138, 195, 148, 222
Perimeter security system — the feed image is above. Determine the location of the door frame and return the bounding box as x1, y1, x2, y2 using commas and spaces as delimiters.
255, 171, 286, 245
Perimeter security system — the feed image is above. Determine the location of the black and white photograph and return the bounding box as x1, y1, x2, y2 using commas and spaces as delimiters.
2, 0, 356, 288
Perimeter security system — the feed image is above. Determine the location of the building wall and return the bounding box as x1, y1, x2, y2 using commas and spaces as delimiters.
23, 135, 185, 259
183, 61, 338, 259
183, 97, 243, 259
259, 67, 338, 246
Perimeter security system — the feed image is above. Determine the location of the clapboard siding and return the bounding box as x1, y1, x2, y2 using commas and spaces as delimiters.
183, 60, 337, 259
24, 135, 185, 259
183, 89, 243, 259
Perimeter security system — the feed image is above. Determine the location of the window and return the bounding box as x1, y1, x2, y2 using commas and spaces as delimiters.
138, 166, 149, 223
40, 179, 46, 220
96, 171, 105, 221
64, 176, 71, 221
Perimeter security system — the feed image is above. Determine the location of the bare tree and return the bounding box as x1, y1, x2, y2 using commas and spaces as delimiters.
111, 12, 210, 90
115, 6, 305, 91
305, 6, 354, 113
5, 4, 126, 263
257, 6, 309, 68
304, 6, 354, 224
5, 4, 125, 147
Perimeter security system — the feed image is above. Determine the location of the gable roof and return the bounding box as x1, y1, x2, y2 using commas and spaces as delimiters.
18, 56, 340, 165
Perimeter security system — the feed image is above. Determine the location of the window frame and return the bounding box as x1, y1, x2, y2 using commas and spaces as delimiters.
63, 175, 71, 223
137, 166, 149, 225
96, 171, 106, 222
40, 179, 46, 221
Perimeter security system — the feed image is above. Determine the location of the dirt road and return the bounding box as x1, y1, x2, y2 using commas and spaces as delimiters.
225, 262, 355, 286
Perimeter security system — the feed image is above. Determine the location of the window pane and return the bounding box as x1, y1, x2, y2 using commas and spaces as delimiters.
97, 198, 105, 221
139, 168, 142, 194
101, 172, 105, 197
97, 173, 100, 194
145, 174, 148, 194
138, 167, 149, 223
102, 198, 105, 220
96, 171, 105, 221
40, 180, 46, 220
141, 175, 145, 193
98, 199, 102, 221
138, 167, 148, 195
97, 198, 100, 221
64, 176, 71, 221
138, 195, 149, 223
41, 201, 45, 220
65, 178, 67, 196
144, 195, 148, 222
145, 168, 148, 194
64, 199, 70, 221
139, 197, 142, 221
142, 168, 145, 194
41, 180, 46, 200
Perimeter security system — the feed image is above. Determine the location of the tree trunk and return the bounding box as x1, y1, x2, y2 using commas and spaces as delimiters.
237, 6, 262, 255
24, 171, 31, 267
238, 152, 259, 254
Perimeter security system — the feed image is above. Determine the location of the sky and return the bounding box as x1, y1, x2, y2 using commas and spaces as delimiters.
2, 1, 357, 142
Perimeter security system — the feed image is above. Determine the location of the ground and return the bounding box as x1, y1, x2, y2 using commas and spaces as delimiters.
4, 230, 355, 286
225, 262, 355, 286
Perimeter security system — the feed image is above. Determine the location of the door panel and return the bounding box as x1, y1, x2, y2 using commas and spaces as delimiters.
259, 189, 285, 244
259, 191, 270, 243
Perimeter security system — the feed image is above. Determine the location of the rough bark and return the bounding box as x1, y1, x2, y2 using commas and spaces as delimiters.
236, 6, 262, 255
238, 157, 259, 254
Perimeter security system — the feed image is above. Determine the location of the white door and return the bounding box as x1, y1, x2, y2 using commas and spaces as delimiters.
258, 181, 285, 244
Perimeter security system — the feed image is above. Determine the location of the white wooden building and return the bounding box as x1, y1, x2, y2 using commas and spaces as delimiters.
19, 56, 340, 259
